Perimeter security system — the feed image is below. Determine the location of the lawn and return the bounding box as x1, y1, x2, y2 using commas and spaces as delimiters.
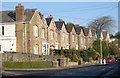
3, 61, 53, 68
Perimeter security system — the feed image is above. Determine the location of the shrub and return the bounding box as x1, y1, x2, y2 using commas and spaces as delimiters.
80, 51, 89, 62
87, 48, 98, 60
71, 54, 79, 62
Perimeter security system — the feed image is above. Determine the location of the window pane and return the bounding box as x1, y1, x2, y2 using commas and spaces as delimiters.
42, 29, 45, 38
2, 26, 4, 36
50, 30, 54, 40
34, 45, 38, 54
33, 26, 38, 37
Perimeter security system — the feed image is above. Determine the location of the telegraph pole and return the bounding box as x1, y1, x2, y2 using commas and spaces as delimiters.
100, 38, 103, 64
0, 51, 4, 77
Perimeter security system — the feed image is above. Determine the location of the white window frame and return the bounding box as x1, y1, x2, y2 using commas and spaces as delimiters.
72, 35, 75, 42
34, 45, 39, 54
33, 25, 38, 37
50, 30, 54, 40
42, 43, 50, 55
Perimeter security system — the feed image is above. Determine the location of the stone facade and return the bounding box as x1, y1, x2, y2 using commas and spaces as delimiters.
60, 24, 69, 49
46, 16, 58, 49
16, 9, 43, 55
66, 24, 78, 49
74, 25, 86, 50
39, 13, 50, 55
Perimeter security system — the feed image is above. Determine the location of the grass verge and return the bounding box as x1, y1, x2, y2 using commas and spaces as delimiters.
3, 61, 53, 68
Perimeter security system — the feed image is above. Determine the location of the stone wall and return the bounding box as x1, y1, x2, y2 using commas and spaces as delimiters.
2, 52, 52, 62
1, 52, 83, 67
67, 62, 78, 66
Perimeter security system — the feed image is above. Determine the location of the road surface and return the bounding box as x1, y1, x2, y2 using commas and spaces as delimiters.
2, 62, 120, 78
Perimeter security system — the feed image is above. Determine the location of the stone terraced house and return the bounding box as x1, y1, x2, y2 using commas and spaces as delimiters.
82, 27, 92, 49
65, 23, 78, 50
0, 4, 111, 55
39, 12, 50, 55
74, 25, 86, 50
55, 19, 69, 49
15, 4, 43, 55
45, 15, 58, 49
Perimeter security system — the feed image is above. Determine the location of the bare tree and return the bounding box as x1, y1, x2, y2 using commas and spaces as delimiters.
88, 16, 116, 33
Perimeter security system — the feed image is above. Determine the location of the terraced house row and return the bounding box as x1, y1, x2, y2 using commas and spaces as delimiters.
0, 4, 111, 55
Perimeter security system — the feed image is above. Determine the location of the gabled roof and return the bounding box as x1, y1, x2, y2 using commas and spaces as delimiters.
82, 27, 89, 36
55, 21, 65, 31
0, 9, 36, 23
74, 25, 83, 35
91, 29, 96, 36
65, 23, 74, 33
39, 12, 44, 19
96, 31, 102, 38
45, 17, 53, 26
102, 31, 107, 39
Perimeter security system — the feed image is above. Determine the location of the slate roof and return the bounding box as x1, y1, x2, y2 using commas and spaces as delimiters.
102, 31, 107, 39
74, 25, 83, 35
45, 17, 53, 26
82, 27, 89, 36
96, 31, 102, 38
55, 21, 65, 30
91, 29, 96, 36
0, 9, 36, 23
65, 24, 74, 33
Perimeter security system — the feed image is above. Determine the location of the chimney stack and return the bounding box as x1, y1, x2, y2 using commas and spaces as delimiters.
15, 3, 24, 22
75, 24, 80, 26
48, 15, 53, 18
58, 18, 63, 21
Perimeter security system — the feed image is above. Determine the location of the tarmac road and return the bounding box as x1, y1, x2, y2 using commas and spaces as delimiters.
1, 62, 120, 78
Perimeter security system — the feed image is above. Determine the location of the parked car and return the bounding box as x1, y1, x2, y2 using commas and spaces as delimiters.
117, 58, 120, 62
106, 57, 116, 63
